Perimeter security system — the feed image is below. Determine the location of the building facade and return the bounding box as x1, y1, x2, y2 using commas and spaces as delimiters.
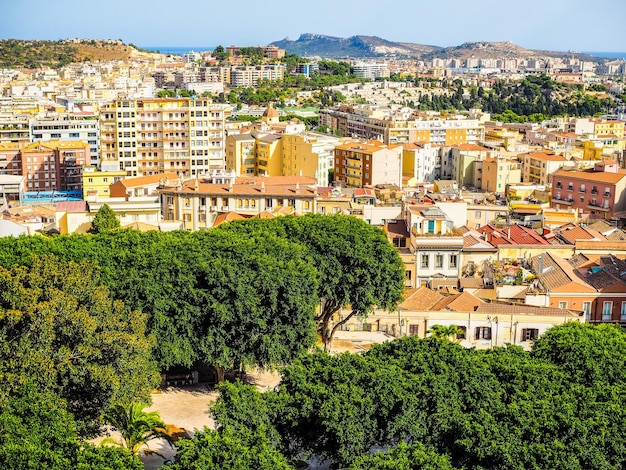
551, 161, 626, 219
99, 98, 229, 178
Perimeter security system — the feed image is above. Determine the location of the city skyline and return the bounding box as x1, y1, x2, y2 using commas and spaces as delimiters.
3, 0, 626, 53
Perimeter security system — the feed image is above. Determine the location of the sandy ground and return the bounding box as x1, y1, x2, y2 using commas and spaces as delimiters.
138, 368, 283, 469
99, 337, 385, 469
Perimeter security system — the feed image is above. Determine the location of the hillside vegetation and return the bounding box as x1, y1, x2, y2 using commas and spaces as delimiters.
0, 39, 161, 69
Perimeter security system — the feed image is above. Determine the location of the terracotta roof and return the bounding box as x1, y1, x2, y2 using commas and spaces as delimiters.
523, 151, 566, 161
431, 291, 483, 312
475, 303, 582, 317
559, 226, 605, 244
553, 168, 626, 184
212, 212, 249, 227
121, 172, 179, 188
582, 255, 626, 291
56, 201, 87, 213
530, 252, 595, 293
463, 234, 496, 250
506, 225, 549, 245
453, 143, 490, 152
399, 286, 444, 311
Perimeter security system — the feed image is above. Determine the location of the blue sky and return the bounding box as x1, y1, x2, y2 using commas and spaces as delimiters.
3, 0, 626, 52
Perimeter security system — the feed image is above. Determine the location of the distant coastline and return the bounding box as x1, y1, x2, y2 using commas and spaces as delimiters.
582, 51, 626, 59
142, 46, 626, 60
142, 46, 214, 55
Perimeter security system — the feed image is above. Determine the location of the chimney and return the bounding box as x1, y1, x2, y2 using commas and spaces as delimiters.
261, 181, 265, 193
295, 183, 300, 193
538, 253, 544, 275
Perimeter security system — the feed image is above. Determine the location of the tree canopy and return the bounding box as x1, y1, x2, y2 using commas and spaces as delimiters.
213, 215, 405, 350
89, 204, 120, 233
0, 254, 159, 430
194, 324, 626, 469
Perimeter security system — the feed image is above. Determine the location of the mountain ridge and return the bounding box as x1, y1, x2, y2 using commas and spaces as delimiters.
270, 34, 603, 62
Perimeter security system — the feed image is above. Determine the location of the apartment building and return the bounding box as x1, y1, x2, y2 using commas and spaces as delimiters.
0, 140, 88, 191
478, 157, 521, 192
520, 151, 570, 185
319, 105, 484, 146
31, 116, 99, 166
99, 98, 229, 178
0, 114, 30, 144
158, 173, 317, 231
229, 65, 284, 87
351, 63, 390, 80
551, 161, 626, 219
81, 166, 126, 199
403, 142, 441, 183
226, 127, 337, 186
333, 140, 402, 188
447, 143, 492, 187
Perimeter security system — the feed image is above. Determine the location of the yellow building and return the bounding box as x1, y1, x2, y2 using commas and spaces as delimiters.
82, 166, 126, 199
225, 134, 256, 175
480, 157, 521, 193
226, 132, 324, 181
99, 98, 230, 178
159, 174, 317, 231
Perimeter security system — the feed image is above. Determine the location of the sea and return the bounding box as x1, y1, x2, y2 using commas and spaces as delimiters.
142, 46, 214, 55
582, 51, 626, 59
142, 46, 626, 60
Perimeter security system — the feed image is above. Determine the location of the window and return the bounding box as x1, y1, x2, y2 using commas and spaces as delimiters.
621, 302, 626, 321
409, 324, 419, 336
456, 326, 467, 340
475, 210, 481, 218
521, 328, 539, 341
449, 254, 458, 269
582, 301, 592, 321
421, 254, 429, 268
435, 254, 444, 269
405, 270, 412, 281
579, 184, 586, 193
603, 301, 613, 320
475, 327, 492, 340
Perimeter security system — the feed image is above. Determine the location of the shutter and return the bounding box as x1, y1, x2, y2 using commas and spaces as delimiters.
521, 328, 527, 341
475, 327, 481, 340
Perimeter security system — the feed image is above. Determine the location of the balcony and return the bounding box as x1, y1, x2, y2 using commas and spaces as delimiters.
552, 196, 573, 204
590, 189, 598, 195
588, 201, 610, 211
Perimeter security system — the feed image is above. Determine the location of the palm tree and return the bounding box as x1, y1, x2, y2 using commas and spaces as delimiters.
101, 402, 173, 457
427, 324, 464, 341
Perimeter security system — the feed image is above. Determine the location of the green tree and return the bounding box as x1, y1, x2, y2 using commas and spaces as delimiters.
427, 324, 463, 341
0, 254, 159, 430
531, 322, 626, 386
349, 442, 457, 470
89, 204, 120, 233
102, 403, 173, 457
216, 215, 405, 350
0, 385, 143, 470
171, 427, 293, 470
212, 45, 229, 64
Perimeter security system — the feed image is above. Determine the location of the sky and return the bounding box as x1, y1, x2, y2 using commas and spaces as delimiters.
3, 0, 626, 52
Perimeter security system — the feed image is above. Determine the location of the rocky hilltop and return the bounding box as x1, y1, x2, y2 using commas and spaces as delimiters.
271, 33, 441, 59
271, 34, 602, 61
0, 39, 162, 69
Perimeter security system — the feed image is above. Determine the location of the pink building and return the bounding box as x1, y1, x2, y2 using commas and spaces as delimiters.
551, 161, 626, 219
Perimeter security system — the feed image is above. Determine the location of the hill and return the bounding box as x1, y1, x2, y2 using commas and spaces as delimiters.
271, 34, 603, 62
271, 33, 441, 59
0, 39, 162, 69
